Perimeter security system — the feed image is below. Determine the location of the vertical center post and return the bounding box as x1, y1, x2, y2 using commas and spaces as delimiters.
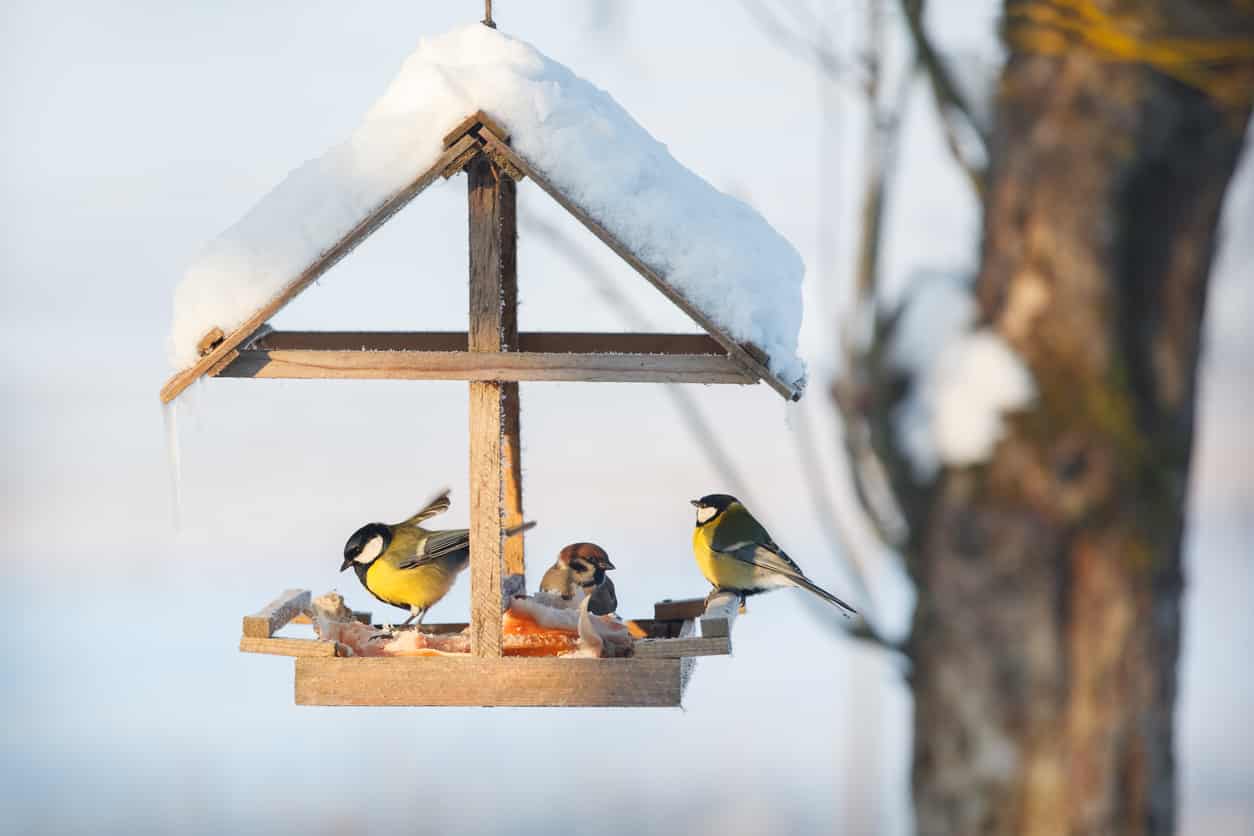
467, 153, 522, 657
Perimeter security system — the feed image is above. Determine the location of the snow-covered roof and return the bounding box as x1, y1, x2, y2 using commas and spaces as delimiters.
167, 25, 805, 393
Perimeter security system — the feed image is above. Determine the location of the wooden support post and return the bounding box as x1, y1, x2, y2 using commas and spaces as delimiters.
467, 154, 519, 657
499, 175, 526, 597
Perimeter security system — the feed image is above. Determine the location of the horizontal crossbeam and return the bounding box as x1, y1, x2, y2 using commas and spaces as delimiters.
249, 330, 728, 355
215, 347, 756, 385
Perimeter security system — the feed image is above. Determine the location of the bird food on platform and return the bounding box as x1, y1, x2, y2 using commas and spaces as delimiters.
307, 591, 642, 659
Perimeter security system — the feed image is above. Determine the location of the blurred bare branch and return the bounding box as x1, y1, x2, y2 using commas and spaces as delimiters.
739, 0, 866, 89
526, 212, 897, 652
790, 404, 876, 605
832, 1, 911, 547
523, 214, 753, 501
899, 0, 989, 196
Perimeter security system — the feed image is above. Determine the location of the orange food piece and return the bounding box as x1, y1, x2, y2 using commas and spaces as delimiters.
502, 609, 580, 657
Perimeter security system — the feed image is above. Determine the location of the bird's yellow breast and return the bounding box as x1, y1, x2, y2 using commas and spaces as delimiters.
364, 559, 457, 610
693, 524, 759, 591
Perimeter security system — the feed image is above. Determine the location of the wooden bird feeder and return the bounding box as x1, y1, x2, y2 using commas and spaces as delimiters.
163, 109, 800, 707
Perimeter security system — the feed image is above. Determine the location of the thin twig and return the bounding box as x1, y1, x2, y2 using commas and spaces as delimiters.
790, 403, 877, 610
739, 0, 866, 90
523, 214, 754, 502
832, 2, 912, 547
899, 0, 988, 195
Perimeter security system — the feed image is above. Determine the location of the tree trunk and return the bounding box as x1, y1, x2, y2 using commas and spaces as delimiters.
908, 3, 1253, 834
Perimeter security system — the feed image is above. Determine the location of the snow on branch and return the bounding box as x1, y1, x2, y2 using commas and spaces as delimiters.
890, 273, 1035, 480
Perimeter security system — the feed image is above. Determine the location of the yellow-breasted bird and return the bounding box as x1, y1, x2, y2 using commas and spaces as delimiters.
539, 542, 617, 614
340, 490, 483, 627
691, 494, 856, 617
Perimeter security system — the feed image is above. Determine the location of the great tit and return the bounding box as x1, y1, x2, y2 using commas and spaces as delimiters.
339, 490, 470, 627
539, 542, 617, 614
691, 494, 857, 617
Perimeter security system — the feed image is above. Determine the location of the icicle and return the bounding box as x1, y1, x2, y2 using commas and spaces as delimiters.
183, 376, 203, 432
163, 400, 183, 531
783, 397, 800, 432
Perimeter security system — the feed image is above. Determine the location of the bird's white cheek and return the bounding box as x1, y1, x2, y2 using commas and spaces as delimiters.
356, 536, 384, 563
696, 506, 718, 524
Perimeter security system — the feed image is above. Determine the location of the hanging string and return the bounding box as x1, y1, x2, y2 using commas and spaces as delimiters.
483, 0, 496, 29
1005, 0, 1254, 114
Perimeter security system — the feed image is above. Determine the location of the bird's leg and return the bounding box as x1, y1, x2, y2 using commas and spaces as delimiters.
415, 607, 429, 627
703, 587, 724, 611
399, 612, 418, 628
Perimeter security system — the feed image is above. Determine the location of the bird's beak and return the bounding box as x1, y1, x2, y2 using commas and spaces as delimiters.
340, 557, 353, 572
689, 499, 701, 507
601, 558, 616, 571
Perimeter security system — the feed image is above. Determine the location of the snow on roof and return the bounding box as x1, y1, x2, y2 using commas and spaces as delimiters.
168, 25, 806, 385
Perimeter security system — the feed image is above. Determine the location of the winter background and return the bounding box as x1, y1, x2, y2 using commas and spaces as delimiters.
2, 2, 1249, 834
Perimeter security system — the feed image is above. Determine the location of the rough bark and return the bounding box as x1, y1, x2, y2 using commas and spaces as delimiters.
908, 2, 1253, 834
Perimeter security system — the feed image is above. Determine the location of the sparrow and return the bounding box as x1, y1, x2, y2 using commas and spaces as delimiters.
539, 542, 617, 614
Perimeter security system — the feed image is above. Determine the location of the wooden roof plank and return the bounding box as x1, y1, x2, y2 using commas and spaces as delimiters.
159, 133, 482, 404
441, 109, 510, 149
475, 131, 802, 401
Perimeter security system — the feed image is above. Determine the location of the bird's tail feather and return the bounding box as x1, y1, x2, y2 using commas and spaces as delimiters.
788, 573, 857, 618
402, 488, 452, 526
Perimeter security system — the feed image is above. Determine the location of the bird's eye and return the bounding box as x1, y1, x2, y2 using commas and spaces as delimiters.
569, 559, 587, 573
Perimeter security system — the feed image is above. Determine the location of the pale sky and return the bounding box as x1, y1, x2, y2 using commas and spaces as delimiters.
2, 2, 1249, 834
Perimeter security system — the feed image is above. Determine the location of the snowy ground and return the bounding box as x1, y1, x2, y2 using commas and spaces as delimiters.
2, 2, 1249, 834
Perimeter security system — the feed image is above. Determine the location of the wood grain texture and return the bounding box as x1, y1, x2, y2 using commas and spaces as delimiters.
214, 349, 755, 384
196, 327, 224, 356
242, 589, 310, 638
678, 616, 698, 697
159, 133, 480, 404
502, 384, 525, 581
632, 634, 730, 659
239, 636, 338, 657
442, 109, 510, 149
294, 656, 683, 707
653, 598, 709, 621
497, 166, 525, 583
469, 379, 503, 658
440, 143, 481, 180
248, 331, 727, 355
475, 131, 802, 401
467, 154, 507, 658
699, 590, 741, 639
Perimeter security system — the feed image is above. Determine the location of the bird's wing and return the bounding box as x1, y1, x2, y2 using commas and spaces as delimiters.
399, 489, 452, 527
396, 528, 469, 570
710, 506, 857, 617
717, 541, 858, 617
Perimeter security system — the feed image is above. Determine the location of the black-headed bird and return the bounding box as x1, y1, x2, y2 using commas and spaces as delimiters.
690, 494, 856, 617
340, 490, 481, 627
539, 542, 617, 614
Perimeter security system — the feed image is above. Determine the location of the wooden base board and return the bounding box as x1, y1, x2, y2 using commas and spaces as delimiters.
295, 656, 689, 707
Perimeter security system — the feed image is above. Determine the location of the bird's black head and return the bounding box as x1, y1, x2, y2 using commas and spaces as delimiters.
341, 523, 391, 572
690, 494, 738, 527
